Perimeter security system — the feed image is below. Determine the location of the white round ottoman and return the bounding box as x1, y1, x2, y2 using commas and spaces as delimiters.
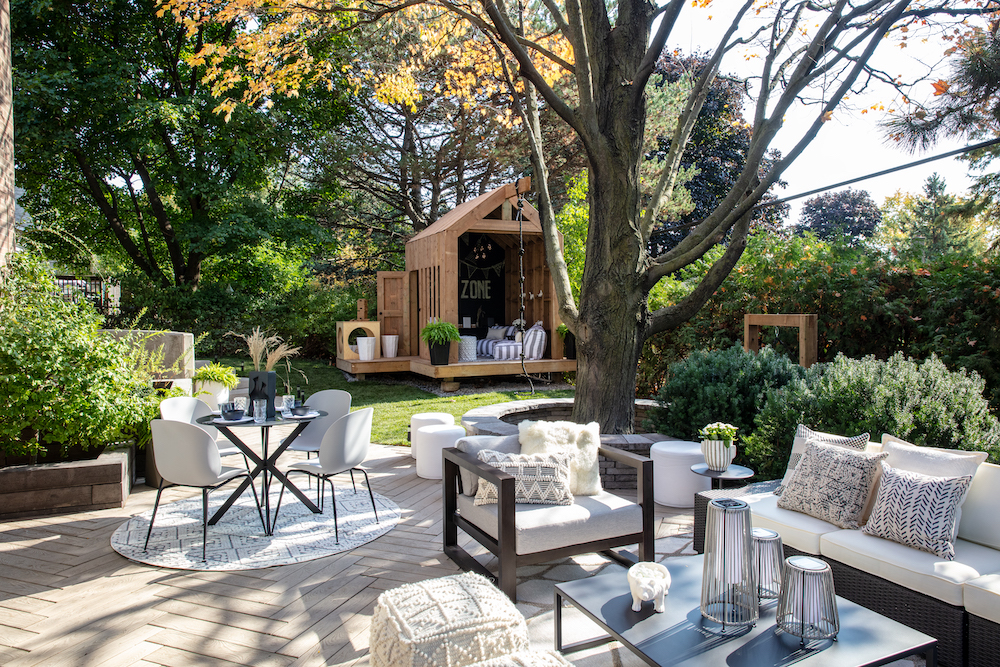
416, 424, 466, 480
650, 440, 710, 507
410, 412, 455, 458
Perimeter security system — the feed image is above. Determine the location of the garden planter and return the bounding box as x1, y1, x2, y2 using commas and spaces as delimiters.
701, 439, 736, 471
357, 337, 377, 361
429, 342, 450, 366
195, 380, 230, 411
248, 370, 278, 419
382, 335, 399, 358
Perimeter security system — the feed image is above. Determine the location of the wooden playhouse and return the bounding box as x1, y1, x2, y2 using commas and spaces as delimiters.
336, 178, 577, 388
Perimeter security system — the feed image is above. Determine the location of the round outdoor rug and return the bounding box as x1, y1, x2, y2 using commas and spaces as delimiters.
111, 486, 400, 571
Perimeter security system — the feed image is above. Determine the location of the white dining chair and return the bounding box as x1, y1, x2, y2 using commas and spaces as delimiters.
159, 396, 247, 465
281, 389, 352, 457
277, 408, 377, 542
144, 420, 265, 561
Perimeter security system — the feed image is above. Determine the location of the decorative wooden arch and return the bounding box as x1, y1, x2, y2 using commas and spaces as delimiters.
743, 313, 818, 368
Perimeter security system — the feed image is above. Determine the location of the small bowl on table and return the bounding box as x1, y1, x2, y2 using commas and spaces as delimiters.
290, 405, 311, 417
221, 408, 245, 421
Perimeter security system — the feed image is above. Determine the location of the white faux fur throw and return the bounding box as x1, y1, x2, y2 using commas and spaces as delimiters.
518, 420, 602, 495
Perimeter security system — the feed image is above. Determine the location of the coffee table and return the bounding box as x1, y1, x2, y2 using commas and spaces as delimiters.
554, 555, 937, 666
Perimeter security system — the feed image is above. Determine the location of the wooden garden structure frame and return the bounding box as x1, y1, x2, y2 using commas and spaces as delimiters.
336, 179, 576, 388
743, 313, 818, 368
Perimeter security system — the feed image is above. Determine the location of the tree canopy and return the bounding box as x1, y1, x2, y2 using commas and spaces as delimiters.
13, 0, 351, 287
797, 189, 882, 245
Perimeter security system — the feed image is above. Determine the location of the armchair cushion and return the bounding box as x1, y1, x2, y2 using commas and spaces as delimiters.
776, 425, 870, 495
474, 450, 574, 506
456, 490, 642, 555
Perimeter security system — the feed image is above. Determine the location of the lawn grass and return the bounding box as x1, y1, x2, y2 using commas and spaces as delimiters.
221, 357, 575, 446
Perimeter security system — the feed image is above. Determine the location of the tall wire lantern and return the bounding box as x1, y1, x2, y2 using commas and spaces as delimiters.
700, 498, 758, 629
752, 527, 784, 599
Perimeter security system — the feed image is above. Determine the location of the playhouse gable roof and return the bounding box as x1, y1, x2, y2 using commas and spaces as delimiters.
408, 179, 542, 244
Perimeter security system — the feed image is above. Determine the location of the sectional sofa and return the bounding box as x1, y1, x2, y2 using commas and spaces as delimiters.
693, 438, 999, 667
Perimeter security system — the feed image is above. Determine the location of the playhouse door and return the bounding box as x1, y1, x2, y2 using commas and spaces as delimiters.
377, 271, 408, 355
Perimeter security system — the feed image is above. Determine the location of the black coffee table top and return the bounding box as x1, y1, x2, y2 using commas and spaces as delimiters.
555, 555, 936, 667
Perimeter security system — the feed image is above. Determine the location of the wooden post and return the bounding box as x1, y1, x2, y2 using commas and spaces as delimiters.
743, 314, 818, 368
357, 299, 368, 320
0, 0, 13, 268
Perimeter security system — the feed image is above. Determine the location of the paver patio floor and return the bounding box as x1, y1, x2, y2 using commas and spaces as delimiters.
0, 430, 694, 666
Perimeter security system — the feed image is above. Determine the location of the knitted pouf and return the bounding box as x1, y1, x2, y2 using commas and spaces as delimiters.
369, 572, 529, 667
465, 650, 575, 666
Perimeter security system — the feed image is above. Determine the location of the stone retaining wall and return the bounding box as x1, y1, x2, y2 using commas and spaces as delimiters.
461, 398, 673, 490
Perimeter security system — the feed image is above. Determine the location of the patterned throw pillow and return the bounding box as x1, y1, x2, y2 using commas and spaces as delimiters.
474, 450, 574, 506
863, 463, 973, 560
775, 425, 870, 495
522, 324, 547, 360
777, 442, 888, 529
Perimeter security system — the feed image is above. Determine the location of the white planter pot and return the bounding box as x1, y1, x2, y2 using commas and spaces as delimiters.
357, 336, 377, 361
382, 335, 399, 358
701, 439, 736, 472
196, 381, 230, 411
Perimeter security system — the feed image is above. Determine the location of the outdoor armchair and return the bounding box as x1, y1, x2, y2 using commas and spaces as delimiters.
443, 438, 654, 600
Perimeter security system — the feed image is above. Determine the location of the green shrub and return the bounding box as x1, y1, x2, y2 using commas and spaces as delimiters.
744, 352, 1000, 480
648, 344, 805, 451
0, 254, 149, 456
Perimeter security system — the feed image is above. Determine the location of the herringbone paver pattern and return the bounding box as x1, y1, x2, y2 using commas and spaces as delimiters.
0, 436, 693, 666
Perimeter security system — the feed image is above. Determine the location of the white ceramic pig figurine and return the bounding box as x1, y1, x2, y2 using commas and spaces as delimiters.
627, 562, 671, 613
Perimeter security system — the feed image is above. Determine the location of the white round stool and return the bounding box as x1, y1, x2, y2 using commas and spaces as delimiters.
416, 425, 466, 480
650, 440, 710, 507
409, 412, 455, 458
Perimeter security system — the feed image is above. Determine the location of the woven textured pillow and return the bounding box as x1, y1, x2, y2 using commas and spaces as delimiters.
777, 441, 888, 529
518, 419, 602, 495
474, 450, 574, 506
775, 425, 870, 495
863, 462, 973, 560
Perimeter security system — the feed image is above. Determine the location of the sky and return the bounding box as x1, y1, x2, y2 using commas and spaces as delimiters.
666, 5, 980, 224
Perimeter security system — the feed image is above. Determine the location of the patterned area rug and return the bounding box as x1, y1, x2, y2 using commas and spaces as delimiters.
111, 486, 399, 571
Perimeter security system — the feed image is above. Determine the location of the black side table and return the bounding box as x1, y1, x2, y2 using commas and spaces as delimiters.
690, 462, 753, 490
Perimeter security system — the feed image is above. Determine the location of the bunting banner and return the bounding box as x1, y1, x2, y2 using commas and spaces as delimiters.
460, 260, 504, 279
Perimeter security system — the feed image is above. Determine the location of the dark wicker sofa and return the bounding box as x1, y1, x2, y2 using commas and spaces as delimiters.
693, 476, 1000, 667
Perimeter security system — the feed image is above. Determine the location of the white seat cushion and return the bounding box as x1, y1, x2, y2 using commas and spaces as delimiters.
744, 492, 841, 554
456, 490, 641, 555
819, 529, 998, 606
964, 574, 1000, 624
957, 462, 1000, 549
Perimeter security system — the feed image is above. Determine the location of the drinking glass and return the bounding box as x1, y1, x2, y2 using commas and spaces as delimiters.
283, 394, 295, 412
253, 399, 267, 424
234, 396, 248, 415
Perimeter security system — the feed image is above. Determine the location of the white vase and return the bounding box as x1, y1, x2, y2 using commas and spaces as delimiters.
701, 439, 736, 472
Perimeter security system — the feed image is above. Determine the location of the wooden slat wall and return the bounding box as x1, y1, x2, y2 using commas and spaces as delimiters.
376, 272, 407, 356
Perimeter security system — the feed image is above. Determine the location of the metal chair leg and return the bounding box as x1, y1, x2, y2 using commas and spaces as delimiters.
202, 488, 209, 562
327, 476, 339, 543
144, 479, 167, 552
357, 468, 378, 523
349, 469, 357, 493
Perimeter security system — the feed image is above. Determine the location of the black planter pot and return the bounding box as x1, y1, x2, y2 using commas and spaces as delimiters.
429, 342, 451, 366
248, 370, 278, 419
563, 332, 577, 360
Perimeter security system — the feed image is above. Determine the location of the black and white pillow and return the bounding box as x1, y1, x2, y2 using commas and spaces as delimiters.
863, 463, 972, 560
775, 425, 870, 495
777, 442, 888, 529
474, 450, 574, 506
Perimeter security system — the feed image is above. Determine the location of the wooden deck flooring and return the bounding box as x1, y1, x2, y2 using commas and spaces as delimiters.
0, 429, 694, 667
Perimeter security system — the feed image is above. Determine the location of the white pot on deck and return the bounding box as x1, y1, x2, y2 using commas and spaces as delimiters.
700, 440, 736, 472
196, 381, 230, 411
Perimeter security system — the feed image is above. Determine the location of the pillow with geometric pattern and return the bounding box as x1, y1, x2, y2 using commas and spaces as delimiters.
775, 424, 870, 495
474, 450, 574, 506
777, 441, 888, 529
862, 462, 973, 560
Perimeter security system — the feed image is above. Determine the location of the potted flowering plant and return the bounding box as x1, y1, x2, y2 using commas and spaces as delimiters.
698, 422, 738, 471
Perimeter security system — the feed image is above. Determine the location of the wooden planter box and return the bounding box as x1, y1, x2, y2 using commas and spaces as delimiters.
0, 443, 135, 520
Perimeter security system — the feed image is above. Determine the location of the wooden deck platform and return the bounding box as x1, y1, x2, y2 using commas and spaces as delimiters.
336, 355, 577, 389
0, 427, 693, 667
